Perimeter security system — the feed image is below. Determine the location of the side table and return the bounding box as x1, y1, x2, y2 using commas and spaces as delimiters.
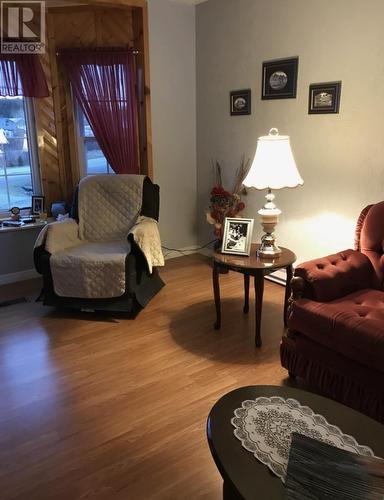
212, 243, 296, 347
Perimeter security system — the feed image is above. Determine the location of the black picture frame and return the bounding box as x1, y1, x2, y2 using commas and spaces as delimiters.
262, 57, 299, 99
31, 195, 45, 215
308, 81, 342, 114
230, 89, 251, 115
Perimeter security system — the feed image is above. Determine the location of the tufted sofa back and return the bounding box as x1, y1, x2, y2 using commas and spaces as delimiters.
357, 201, 384, 289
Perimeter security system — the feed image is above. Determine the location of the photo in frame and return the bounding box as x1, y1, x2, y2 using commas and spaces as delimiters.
31, 195, 45, 215
262, 57, 299, 99
221, 217, 254, 256
230, 89, 251, 115
308, 81, 342, 114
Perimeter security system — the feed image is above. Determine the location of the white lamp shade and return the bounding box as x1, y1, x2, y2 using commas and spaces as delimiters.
243, 128, 303, 190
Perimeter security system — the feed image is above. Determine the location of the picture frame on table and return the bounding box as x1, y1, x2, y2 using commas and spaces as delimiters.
262, 56, 299, 99
308, 81, 342, 114
31, 195, 45, 215
230, 89, 251, 115
221, 217, 254, 256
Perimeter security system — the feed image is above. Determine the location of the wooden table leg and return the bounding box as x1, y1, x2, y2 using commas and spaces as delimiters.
243, 274, 249, 314
213, 262, 221, 329
284, 264, 293, 327
254, 272, 264, 347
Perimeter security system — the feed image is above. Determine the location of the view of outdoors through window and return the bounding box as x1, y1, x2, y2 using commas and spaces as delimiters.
77, 107, 114, 176
0, 96, 34, 212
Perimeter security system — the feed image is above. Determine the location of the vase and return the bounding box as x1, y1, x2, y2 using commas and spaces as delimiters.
213, 223, 223, 250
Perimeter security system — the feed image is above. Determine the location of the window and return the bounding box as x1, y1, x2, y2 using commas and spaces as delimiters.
0, 96, 40, 214
75, 103, 114, 177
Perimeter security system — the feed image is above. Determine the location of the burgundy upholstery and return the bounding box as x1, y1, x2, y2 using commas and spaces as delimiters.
294, 250, 375, 302
359, 201, 384, 288
289, 290, 384, 373
281, 201, 384, 423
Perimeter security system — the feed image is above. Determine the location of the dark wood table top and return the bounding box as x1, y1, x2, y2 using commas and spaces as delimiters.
213, 244, 296, 272
207, 385, 384, 500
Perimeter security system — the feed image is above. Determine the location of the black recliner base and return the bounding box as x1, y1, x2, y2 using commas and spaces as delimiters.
41, 269, 165, 314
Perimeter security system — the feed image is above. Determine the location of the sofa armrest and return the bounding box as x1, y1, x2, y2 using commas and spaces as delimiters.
294, 249, 375, 302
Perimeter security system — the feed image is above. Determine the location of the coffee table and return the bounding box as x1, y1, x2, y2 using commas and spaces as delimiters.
207, 385, 384, 500
212, 244, 296, 346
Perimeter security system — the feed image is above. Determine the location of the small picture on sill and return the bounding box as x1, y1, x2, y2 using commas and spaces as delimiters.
31, 195, 45, 215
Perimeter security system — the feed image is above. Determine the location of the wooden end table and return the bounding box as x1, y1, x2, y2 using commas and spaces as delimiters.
212, 244, 296, 347
207, 385, 384, 500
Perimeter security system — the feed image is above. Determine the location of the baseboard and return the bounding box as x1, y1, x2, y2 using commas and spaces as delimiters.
0, 268, 40, 285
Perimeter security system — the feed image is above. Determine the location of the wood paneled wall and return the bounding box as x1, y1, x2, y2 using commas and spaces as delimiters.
34, 1, 151, 211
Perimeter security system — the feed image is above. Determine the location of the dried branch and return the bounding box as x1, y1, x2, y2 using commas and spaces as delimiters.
233, 156, 250, 195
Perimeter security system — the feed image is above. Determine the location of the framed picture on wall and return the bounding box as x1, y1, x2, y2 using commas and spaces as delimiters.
230, 89, 251, 115
308, 81, 342, 114
262, 56, 299, 99
221, 217, 254, 256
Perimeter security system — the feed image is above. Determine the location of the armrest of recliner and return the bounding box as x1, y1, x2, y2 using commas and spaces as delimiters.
35, 218, 81, 255
293, 249, 375, 302
128, 216, 164, 273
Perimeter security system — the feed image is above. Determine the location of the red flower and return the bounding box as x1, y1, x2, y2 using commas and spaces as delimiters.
211, 186, 225, 196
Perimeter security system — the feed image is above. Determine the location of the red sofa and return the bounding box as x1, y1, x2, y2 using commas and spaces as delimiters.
281, 202, 384, 423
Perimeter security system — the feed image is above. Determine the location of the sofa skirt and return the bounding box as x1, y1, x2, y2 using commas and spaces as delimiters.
281, 332, 384, 424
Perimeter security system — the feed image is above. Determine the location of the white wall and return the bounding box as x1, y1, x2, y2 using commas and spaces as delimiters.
148, 0, 197, 251
196, 0, 384, 263
0, 227, 41, 283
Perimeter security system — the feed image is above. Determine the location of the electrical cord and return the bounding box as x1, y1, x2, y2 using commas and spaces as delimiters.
161, 239, 218, 257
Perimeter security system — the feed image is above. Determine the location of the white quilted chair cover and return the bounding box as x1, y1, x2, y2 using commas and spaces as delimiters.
35, 175, 164, 299
79, 174, 144, 241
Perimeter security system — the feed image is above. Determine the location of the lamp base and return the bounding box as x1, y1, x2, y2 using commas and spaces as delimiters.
257, 189, 282, 259
257, 234, 281, 258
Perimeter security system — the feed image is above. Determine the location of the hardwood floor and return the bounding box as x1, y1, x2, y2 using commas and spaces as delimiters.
0, 254, 292, 500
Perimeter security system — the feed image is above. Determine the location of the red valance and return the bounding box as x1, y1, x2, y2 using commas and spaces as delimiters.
0, 54, 49, 97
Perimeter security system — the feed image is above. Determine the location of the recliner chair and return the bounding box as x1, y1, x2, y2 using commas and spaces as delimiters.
34, 175, 165, 313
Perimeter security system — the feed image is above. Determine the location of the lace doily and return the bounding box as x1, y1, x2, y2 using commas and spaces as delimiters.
231, 396, 375, 482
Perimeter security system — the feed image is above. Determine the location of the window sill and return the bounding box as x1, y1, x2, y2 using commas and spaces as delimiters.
0, 220, 50, 233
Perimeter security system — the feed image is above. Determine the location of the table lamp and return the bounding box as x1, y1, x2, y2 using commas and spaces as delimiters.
243, 128, 303, 258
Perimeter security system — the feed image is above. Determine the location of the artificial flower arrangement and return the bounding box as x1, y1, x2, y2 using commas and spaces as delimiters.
206, 157, 249, 241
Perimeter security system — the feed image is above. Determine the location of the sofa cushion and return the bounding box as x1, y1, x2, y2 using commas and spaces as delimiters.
289, 289, 384, 373
50, 240, 130, 299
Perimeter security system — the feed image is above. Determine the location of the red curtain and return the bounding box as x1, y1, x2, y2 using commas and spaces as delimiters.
60, 48, 139, 174
0, 54, 49, 97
